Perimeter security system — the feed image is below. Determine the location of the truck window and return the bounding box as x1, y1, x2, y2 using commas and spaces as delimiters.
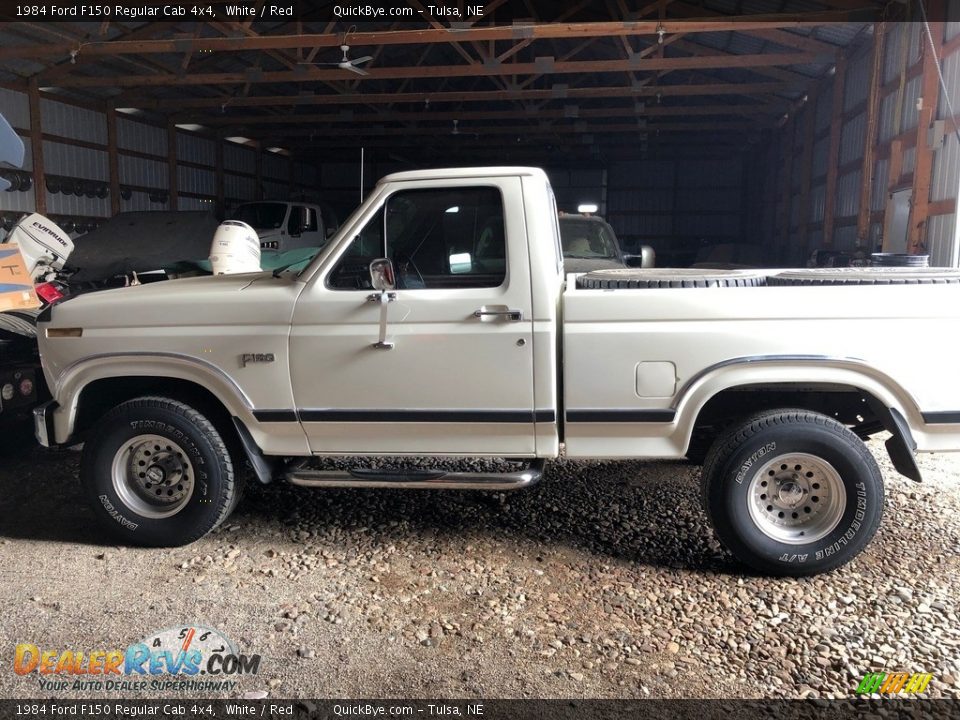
232, 202, 287, 230
328, 186, 506, 290
288, 206, 318, 236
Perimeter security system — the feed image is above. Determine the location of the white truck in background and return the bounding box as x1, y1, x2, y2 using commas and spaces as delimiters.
32, 167, 960, 576
230, 201, 337, 253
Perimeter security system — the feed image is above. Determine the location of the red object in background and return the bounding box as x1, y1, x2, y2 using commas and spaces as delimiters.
34, 282, 64, 305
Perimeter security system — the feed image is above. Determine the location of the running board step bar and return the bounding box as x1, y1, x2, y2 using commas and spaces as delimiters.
287, 459, 545, 490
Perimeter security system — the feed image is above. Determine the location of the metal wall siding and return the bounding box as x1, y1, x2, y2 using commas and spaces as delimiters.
118, 154, 167, 188
42, 141, 108, 181
0, 87, 30, 129
926, 213, 957, 267
871, 157, 890, 211
177, 165, 215, 196
812, 136, 830, 179
121, 189, 167, 212
908, 22, 922, 65
836, 170, 862, 217
39, 99, 107, 145
117, 117, 166, 156
900, 75, 922, 131
223, 172, 256, 200
938, 51, 960, 121
263, 180, 288, 199
0, 185, 37, 216
902, 145, 917, 175
674, 213, 739, 236
843, 51, 871, 111
931, 133, 959, 202
839, 111, 867, 165
878, 91, 899, 142
814, 82, 833, 133
294, 162, 318, 185
883, 23, 905, 84
224, 144, 256, 174
810, 183, 826, 222
675, 188, 740, 213
176, 132, 215, 167
947, 22, 960, 41
833, 224, 859, 251
263, 154, 288, 181
46, 190, 109, 218
608, 160, 674, 187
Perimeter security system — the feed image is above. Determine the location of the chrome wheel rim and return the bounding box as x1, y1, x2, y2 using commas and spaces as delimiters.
111, 434, 195, 519
746, 452, 846, 545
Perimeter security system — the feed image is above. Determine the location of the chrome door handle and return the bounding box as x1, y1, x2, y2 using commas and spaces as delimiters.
474, 308, 523, 321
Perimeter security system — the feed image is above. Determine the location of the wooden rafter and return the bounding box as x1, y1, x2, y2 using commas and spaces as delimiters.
0, 18, 857, 61
51, 52, 824, 88
132, 80, 800, 111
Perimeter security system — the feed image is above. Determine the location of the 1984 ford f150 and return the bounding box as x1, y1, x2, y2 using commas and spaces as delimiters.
32, 167, 960, 576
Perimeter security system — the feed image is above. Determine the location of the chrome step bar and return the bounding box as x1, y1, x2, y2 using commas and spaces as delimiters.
287, 459, 545, 491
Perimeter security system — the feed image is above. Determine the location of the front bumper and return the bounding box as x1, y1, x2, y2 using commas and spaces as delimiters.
33, 399, 58, 448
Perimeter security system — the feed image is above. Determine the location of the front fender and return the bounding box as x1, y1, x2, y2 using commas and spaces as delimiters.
49, 353, 309, 456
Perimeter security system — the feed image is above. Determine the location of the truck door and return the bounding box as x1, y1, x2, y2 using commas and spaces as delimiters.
288, 178, 538, 455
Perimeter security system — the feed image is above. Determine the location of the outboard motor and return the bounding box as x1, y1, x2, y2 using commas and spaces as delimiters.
209, 220, 261, 275
3, 213, 74, 281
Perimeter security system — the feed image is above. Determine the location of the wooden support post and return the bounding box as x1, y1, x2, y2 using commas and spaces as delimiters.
822, 56, 847, 246
909, 8, 944, 254
798, 87, 818, 252
27, 80, 45, 215
166, 121, 178, 210
105, 107, 120, 216
214, 134, 224, 217
857, 24, 886, 247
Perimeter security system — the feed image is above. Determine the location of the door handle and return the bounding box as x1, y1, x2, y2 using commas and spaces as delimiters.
474, 307, 523, 322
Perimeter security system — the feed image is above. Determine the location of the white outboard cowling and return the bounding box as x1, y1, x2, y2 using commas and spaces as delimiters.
3, 213, 74, 281
209, 220, 261, 275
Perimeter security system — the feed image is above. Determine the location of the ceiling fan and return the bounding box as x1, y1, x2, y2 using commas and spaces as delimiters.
299, 44, 372, 76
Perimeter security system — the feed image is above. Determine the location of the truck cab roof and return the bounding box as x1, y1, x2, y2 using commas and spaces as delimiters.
380, 166, 549, 184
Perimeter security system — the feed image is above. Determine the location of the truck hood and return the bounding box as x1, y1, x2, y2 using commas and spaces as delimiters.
45, 272, 301, 331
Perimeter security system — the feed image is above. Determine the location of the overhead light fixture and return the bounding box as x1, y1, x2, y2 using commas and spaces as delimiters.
657, 23, 666, 45
175, 123, 205, 132
225, 136, 254, 145
577, 203, 598, 214
266, 146, 287, 154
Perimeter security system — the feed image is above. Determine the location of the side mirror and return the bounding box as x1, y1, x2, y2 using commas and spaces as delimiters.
623, 246, 655, 268
369, 257, 396, 291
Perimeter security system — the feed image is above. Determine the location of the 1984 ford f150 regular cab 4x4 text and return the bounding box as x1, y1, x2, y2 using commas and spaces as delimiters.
32, 167, 960, 576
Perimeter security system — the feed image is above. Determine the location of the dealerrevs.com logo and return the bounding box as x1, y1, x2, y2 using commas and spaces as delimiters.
14, 624, 261, 693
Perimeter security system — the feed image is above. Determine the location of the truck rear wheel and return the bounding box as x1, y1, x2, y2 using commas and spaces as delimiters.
701, 409, 883, 576
81, 396, 239, 547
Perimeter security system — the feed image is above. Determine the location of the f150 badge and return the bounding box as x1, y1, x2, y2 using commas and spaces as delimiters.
240, 353, 275, 368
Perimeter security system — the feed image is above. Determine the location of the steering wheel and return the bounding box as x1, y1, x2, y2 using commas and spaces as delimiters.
394, 252, 425, 289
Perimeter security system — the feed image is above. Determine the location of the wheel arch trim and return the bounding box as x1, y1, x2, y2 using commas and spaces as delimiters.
51, 353, 256, 445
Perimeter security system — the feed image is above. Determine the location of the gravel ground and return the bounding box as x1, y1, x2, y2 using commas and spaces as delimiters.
0, 437, 958, 700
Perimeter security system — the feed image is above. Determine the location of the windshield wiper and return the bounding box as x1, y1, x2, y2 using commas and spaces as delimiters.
272, 262, 302, 278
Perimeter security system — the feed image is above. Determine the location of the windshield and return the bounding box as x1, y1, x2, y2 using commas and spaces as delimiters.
559, 219, 620, 259
231, 202, 287, 230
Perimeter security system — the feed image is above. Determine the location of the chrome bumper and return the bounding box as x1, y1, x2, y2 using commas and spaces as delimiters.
33, 399, 58, 448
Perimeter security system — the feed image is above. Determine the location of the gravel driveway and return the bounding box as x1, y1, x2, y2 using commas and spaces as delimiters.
1, 437, 958, 700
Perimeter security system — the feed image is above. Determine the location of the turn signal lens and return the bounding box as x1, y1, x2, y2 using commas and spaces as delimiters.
19, 378, 34, 396
1, 383, 13, 401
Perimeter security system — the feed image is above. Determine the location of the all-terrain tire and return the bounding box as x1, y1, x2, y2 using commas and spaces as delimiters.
701, 409, 884, 576
767, 267, 960, 286
80, 396, 239, 547
576, 268, 766, 289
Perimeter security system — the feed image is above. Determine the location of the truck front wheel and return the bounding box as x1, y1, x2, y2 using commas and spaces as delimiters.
701, 409, 884, 576
81, 397, 239, 546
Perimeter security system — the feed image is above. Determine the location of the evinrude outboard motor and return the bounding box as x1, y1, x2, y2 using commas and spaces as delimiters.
3, 213, 75, 282
209, 220, 261, 275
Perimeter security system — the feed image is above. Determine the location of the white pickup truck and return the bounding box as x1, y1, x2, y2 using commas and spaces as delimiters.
33, 167, 960, 576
